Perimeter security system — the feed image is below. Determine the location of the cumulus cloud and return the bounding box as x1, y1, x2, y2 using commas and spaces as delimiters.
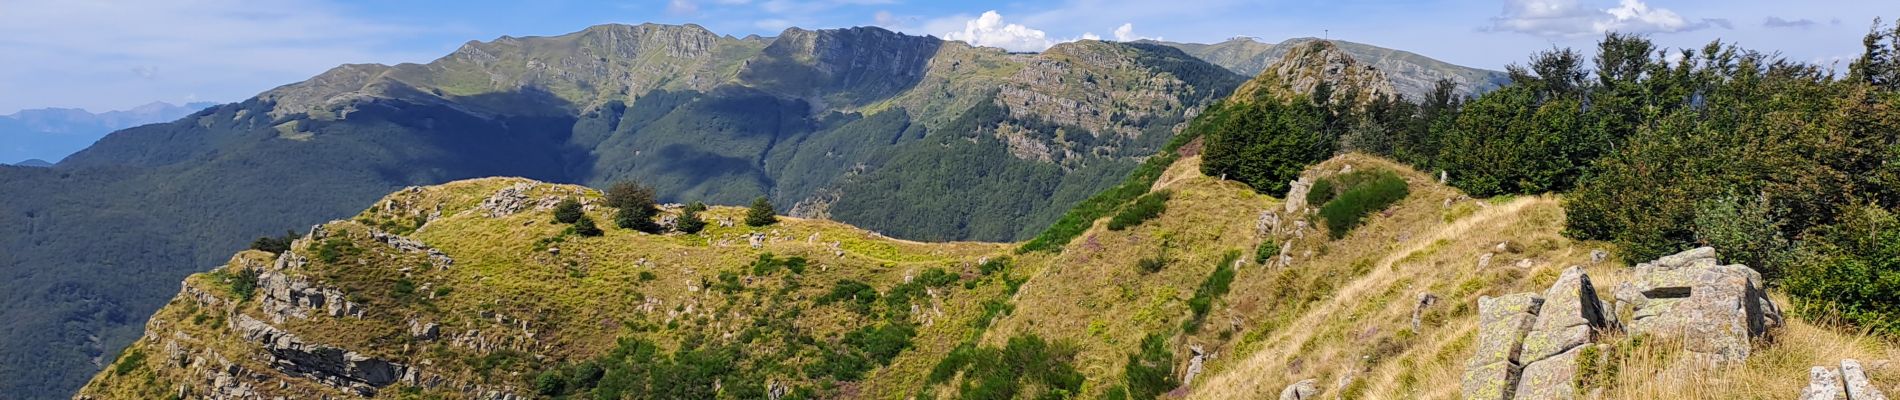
1764, 16, 1818, 29
1487, 0, 1727, 38
937, 11, 1157, 52
1112, 23, 1155, 42
943, 11, 1059, 52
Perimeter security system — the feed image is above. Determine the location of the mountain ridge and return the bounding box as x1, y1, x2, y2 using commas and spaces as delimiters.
0, 22, 1248, 398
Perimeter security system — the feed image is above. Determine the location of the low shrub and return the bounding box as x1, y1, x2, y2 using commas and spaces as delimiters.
1108, 190, 1172, 231
553, 198, 584, 224
1317, 171, 1410, 239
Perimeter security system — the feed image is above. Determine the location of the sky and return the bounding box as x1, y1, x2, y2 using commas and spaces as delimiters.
0, 0, 1894, 114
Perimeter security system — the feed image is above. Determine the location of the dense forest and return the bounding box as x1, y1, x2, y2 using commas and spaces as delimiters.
1185, 22, 1900, 334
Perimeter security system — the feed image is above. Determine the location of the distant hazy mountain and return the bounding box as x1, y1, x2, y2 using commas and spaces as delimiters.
0, 102, 216, 164
1143, 37, 1511, 99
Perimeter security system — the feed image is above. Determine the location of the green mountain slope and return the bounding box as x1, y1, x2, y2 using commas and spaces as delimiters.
0, 24, 1243, 398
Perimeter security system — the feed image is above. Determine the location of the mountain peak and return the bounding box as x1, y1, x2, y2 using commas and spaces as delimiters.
1230, 39, 1397, 104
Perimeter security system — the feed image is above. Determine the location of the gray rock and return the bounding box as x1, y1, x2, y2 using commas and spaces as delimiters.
1590, 250, 1609, 265
1463, 293, 1543, 400
1844, 359, 1888, 400
1801, 366, 1844, 400
1285, 177, 1314, 214
1520, 267, 1609, 364
1279, 378, 1319, 400
233, 315, 408, 395
1613, 247, 1781, 364
1514, 343, 1592, 400
409, 320, 440, 341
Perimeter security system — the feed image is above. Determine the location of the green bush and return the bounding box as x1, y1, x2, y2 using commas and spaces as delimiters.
553, 198, 585, 224
1108, 190, 1172, 230
1316, 171, 1409, 239
1123, 333, 1177, 400
111, 349, 144, 376
248, 230, 298, 254
1184, 251, 1241, 332
933, 334, 1083, 400
745, 197, 778, 227
1305, 178, 1337, 206
1692, 194, 1792, 276
570, 216, 604, 237
1784, 207, 1900, 334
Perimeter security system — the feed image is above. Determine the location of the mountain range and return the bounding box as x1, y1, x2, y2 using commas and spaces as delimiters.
0, 101, 217, 164
0, 23, 1504, 398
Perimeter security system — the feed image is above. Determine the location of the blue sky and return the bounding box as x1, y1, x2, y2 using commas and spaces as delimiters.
1, 0, 1894, 114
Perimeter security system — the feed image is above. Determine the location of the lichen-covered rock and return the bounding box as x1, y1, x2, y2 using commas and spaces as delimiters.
1843, 359, 1889, 400
1520, 267, 1609, 364
1464, 293, 1543, 400
1613, 247, 1781, 364
1514, 343, 1592, 400
1278, 378, 1319, 400
1802, 366, 1845, 400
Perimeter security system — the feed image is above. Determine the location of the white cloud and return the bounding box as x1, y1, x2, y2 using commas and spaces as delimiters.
1112, 23, 1155, 42
937, 11, 1161, 52
668, 0, 700, 16
1486, 0, 1726, 38
943, 11, 1059, 52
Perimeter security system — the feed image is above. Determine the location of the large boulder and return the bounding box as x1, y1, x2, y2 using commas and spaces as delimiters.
1612, 247, 1782, 364
1463, 293, 1543, 400
1513, 267, 1612, 400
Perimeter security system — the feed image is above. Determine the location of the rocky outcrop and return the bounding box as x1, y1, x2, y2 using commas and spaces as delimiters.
233, 314, 406, 396
1230, 40, 1397, 107
1612, 247, 1781, 364
1464, 293, 1543, 400
1464, 267, 1614, 400
369, 228, 453, 268
1466, 247, 1787, 399
257, 251, 365, 323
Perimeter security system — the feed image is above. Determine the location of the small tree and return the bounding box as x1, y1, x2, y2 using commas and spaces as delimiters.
553, 198, 584, 224
572, 216, 604, 237
605, 180, 662, 233
676, 201, 708, 234
745, 197, 778, 227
